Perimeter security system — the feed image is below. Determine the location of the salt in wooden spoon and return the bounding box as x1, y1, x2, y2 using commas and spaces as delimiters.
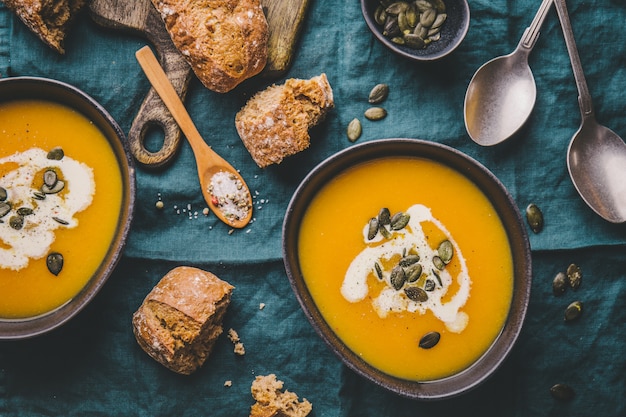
136, 45, 253, 228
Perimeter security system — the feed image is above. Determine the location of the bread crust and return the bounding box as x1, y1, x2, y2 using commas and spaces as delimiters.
151, 0, 269, 93
132, 266, 234, 375
2, 0, 85, 54
235, 74, 334, 168
249, 374, 312, 417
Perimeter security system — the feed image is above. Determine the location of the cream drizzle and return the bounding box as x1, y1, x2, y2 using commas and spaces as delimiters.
341, 204, 471, 333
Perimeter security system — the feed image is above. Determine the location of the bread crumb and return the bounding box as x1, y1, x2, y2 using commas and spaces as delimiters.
249, 374, 312, 417
224, 380, 233, 387
228, 328, 246, 355
259, 303, 265, 310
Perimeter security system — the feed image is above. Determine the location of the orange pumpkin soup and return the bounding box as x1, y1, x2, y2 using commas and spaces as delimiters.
0, 99, 123, 319
298, 157, 513, 381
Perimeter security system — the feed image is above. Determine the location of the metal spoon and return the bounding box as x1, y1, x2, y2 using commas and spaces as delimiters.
464, 0, 552, 146
135, 46, 253, 228
554, 0, 626, 223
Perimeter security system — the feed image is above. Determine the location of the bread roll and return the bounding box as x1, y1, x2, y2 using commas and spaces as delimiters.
2, 0, 85, 54
151, 0, 269, 93
249, 374, 312, 417
132, 266, 234, 375
235, 74, 334, 168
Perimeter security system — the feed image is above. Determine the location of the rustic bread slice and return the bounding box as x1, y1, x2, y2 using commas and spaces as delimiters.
249, 374, 312, 417
2, 0, 85, 54
132, 266, 234, 375
151, 0, 269, 93
235, 73, 334, 168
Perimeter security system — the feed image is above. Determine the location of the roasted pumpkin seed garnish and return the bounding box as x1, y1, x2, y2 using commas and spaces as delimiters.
432, 255, 445, 271
46, 252, 64, 276
550, 383, 575, 401
405, 263, 423, 283
0, 187, 6, 201
42, 179, 65, 194
390, 212, 410, 230
378, 207, 391, 225
374, 262, 384, 280
405, 286, 428, 302
437, 240, 453, 264
16, 207, 33, 216
33, 191, 46, 200
53, 217, 69, 225
368, 83, 389, 104
525, 203, 544, 233
552, 272, 568, 296
390, 265, 406, 290
566, 263, 582, 290
43, 169, 58, 188
399, 254, 420, 267
9, 215, 23, 230
424, 278, 435, 291
419, 331, 440, 349
347, 118, 362, 142
0, 202, 10, 218
47, 147, 64, 160
564, 300, 583, 322
367, 217, 379, 240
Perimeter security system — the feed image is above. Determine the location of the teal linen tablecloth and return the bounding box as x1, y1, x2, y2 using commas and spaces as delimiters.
1, 0, 625, 416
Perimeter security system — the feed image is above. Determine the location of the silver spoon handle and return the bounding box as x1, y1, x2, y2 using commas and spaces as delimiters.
554, 0, 594, 117
521, 0, 553, 50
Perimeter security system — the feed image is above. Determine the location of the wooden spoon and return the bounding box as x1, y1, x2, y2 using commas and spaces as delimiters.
135, 45, 253, 228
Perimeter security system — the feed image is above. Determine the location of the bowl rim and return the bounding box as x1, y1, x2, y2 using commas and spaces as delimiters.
360, 0, 471, 61
0, 76, 136, 340
282, 138, 531, 400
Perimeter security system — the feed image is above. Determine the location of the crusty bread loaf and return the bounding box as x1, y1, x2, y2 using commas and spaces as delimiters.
2, 0, 85, 54
249, 374, 312, 417
235, 74, 334, 168
132, 266, 234, 375
151, 0, 269, 93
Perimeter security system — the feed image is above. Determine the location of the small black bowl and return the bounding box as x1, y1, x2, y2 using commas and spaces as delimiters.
361, 0, 470, 61
283, 138, 531, 399
0, 76, 136, 339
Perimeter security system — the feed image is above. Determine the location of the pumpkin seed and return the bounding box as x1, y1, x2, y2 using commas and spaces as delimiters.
364, 107, 387, 121
415, 0, 433, 13
43, 169, 58, 188
385, 2, 409, 15
390, 265, 406, 290
0, 202, 10, 218
419, 7, 437, 27
550, 383, 575, 401
419, 331, 440, 349
430, 0, 446, 13
552, 272, 568, 296
432, 256, 445, 270
397, 11, 411, 33
566, 263, 582, 290
431, 12, 447, 29
367, 217, 379, 240
347, 118, 362, 142
437, 240, 453, 264
16, 207, 33, 216
399, 254, 420, 267
432, 269, 442, 286
403, 34, 426, 49
424, 278, 435, 291
405, 263, 423, 283
9, 215, 23, 230
564, 300, 583, 322
33, 191, 46, 200
374, 262, 384, 280
53, 217, 69, 225
383, 18, 401, 37
374, 5, 387, 25
405, 286, 428, 302
0, 187, 6, 201
47, 147, 64, 160
377, 207, 391, 225
368, 83, 389, 104
42, 179, 65, 194
525, 203, 544, 233
47, 252, 64, 276
390, 212, 410, 230
405, 5, 418, 27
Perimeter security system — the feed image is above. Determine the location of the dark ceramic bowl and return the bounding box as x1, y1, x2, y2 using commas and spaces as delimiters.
0, 76, 135, 339
361, 0, 470, 61
283, 139, 531, 400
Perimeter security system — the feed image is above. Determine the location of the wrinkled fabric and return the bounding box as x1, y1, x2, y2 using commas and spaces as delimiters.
0, 0, 625, 416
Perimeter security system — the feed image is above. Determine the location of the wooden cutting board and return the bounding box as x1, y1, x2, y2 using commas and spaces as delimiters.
89, 0, 311, 168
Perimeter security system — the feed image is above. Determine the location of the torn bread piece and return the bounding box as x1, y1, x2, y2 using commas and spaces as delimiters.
249, 374, 312, 417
